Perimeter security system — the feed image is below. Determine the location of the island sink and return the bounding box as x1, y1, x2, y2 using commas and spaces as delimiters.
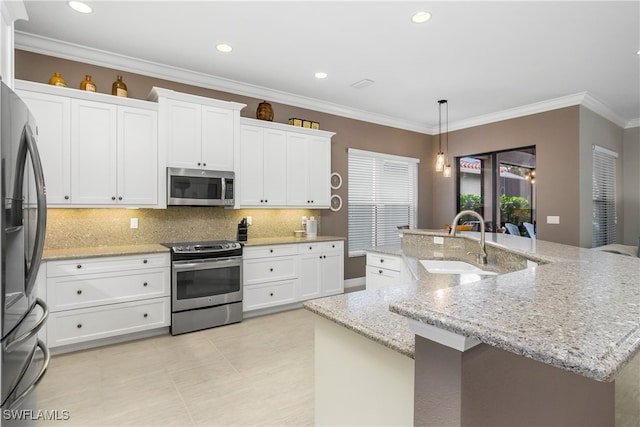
420, 259, 498, 275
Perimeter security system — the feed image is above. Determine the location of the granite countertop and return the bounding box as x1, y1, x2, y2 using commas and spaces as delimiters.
42, 235, 346, 260
304, 231, 640, 382
42, 244, 170, 261
243, 235, 345, 246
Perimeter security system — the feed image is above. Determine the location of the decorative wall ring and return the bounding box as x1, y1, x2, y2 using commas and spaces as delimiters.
330, 172, 342, 190
330, 194, 342, 212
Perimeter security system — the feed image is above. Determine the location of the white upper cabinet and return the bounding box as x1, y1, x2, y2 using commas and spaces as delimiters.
202, 105, 236, 171
239, 124, 287, 207
149, 87, 245, 172
117, 106, 158, 206
18, 91, 72, 204
286, 133, 331, 208
239, 117, 334, 209
71, 99, 118, 205
163, 99, 202, 169
15, 80, 160, 208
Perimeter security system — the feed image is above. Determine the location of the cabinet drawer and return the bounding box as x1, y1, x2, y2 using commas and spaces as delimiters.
321, 241, 343, 253
243, 256, 298, 285
243, 244, 298, 259
47, 269, 170, 312
243, 280, 297, 311
366, 253, 402, 271
366, 265, 401, 280
47, 297, 170, 348
47, 253, 170, 277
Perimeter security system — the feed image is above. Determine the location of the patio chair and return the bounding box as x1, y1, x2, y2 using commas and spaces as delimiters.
504, 223, 520, 236
523, 222, 535, 238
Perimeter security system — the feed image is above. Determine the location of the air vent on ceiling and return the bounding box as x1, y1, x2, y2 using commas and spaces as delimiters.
350, 79, 375, 89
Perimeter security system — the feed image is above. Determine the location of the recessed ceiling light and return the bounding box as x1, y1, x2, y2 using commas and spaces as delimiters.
411, 11, 431, 24
68, 1, 92, 14
315, 72, 328, 79
216, 44, 233, 53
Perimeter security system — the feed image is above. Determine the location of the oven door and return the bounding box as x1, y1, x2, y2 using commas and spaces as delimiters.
172, 256, 243, 312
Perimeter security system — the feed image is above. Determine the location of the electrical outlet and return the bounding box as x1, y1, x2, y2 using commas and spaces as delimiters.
546, 215, 560, 224
246, 216, 252, 226
130, 218, 138, 229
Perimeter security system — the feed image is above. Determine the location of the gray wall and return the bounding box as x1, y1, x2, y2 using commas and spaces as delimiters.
428, 107, 581, 246
578, 107, 624, 247
623, 126, 640, 246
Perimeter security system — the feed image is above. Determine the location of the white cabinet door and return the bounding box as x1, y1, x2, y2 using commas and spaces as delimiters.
299, 253, 322, 300
308, 136, 331, 207
239, 125, 286, 207
321, 247, 344, 296
286, 133, 331, 208
202, 105, 234, 171
239, 125, 265, 206
262, 129, 287, 206
70, 99, 117, 204
286, 133, 309, 206
19, 91, 72, 205
166, 99, 202, 169
117, 106, 158, 206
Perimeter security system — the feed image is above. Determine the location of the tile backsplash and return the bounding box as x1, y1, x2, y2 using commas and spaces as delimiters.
45, 207, 321, 249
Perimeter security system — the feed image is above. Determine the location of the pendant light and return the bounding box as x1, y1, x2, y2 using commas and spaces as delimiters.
437, 99, 452, 177
435, 100, 446, 172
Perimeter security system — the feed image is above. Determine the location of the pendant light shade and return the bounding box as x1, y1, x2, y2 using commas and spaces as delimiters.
443, 163, 452, 177
436, 151, 445, 172
436, 99, 451, 178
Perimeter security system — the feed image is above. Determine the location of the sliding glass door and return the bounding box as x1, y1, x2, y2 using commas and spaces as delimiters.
456, 147, 536, 236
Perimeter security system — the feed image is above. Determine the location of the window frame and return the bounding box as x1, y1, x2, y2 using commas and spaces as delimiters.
347, 148, 419, 257
592, 145, 618, 247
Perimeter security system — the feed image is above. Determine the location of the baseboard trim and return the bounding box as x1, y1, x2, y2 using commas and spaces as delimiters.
345, 277, 366, 289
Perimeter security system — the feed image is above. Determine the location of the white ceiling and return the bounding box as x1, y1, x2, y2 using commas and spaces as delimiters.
14, 1, 640, 133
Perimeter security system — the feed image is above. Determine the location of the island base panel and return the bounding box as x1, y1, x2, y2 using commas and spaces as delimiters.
414, 336, 614, 427
314, 316, 414, 426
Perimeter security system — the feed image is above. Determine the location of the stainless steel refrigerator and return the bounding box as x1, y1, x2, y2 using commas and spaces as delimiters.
0, 80, 49, 420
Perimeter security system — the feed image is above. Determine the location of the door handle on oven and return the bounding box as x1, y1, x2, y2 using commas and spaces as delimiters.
4, 298, 49, 353
4, 339, 50, 410
173, 257, 242, 270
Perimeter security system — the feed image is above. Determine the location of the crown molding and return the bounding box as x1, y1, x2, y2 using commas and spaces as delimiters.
15, 31, 433, 134
1, 1, 28, 24
15, 31, 637, 133
626, 118, 640, 129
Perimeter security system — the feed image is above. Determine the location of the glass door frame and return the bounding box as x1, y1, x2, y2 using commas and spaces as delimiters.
455, 145, 536, 234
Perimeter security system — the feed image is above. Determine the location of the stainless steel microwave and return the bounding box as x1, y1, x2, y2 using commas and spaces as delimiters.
167, 167, 235, 206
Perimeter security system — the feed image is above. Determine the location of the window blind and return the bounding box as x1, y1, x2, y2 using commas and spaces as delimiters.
592, 145, 618, 247
348, 149, 418, 256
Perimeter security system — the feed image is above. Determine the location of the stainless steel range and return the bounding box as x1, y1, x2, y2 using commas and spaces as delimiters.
163, 240, 243, 335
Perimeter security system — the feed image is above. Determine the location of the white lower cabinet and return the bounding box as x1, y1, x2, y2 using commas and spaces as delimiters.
365, 252, 410, 291
44, 252, 171, 349
299, 241, 344, 300
243, 241, 344, 313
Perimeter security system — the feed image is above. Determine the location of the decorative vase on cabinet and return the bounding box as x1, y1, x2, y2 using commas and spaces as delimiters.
256, 101, 274, 121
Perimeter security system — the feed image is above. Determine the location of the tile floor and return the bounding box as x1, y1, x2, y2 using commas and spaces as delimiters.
36, 309, 315, 427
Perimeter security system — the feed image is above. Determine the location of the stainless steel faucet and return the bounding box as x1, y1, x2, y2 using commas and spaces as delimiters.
449, 210, 488, 265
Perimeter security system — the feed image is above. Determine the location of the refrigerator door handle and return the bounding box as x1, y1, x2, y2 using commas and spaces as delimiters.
4, 339, 50, 410
16, 124, 47, 296
4, 298, 49, 353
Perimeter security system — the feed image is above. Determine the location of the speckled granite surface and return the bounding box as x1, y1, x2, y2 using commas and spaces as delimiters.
244, 236, 345, 246
304, 230, 640, 382
42, 244, 169, 261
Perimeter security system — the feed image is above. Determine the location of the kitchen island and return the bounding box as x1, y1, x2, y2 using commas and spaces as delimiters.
304, 230, 640, 426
